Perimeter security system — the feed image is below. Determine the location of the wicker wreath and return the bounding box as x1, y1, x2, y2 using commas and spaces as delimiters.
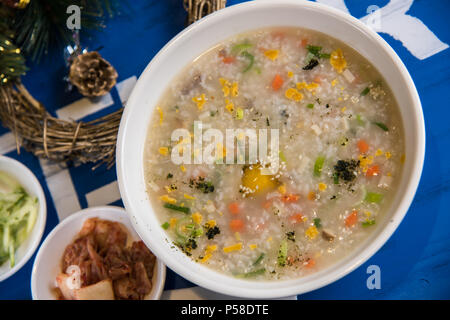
0, 0, 226, 169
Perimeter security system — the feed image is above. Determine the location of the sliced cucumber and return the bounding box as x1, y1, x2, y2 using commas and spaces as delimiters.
8, 238, 15, 268
175, 217, 193, 240
0, 172, 39, 267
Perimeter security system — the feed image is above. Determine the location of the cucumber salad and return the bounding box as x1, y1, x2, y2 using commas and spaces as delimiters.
0, 171, 39, 267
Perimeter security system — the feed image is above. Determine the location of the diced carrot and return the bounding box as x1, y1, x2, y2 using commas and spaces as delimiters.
228, 202, 240, 215
272, 74, 284, 91
307, 191, 316, 201
366, 165, 380, 177
345, 210, 358, 228
289, 213, 304, 224
357, 139, 369, 154
262, 200, 272, 209
222, 56, 235, 64
306, 258, 315, 268
230, 219, 244, 232
313, 75, 322, 84
287, 256, 295, 266
300, 38, 308, 48
281, 194, 299, 203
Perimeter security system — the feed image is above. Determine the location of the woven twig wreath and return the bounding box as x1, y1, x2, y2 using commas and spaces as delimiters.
0, 0, 226, 169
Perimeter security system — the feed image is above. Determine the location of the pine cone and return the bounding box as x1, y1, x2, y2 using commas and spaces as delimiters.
69, 51, 118, 97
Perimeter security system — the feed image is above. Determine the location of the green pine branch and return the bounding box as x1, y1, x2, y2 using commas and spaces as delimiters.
0, 34, 27, 85
8, 0, 122, 62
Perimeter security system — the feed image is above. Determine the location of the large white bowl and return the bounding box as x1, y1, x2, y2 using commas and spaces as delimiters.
116, 0, 425, 298
31, 206, 166, 300
0, 156, 47, 282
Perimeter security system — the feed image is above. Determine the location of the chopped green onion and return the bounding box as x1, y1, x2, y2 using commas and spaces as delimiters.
360, 87, 370, 96
307, 103, 314, 109
333, 172, 339, 184
236, 108, 244, 119
362, 220, 376, 227
279, 150, 287, 163
185, 223, 195, 230
231, 43, 253, 54
306, 45, 329, 59
163, 203, 191, 214
235, 268, 266, 278
253, 253, 265, 266
306, 45, 322, 56
175, 217, 193, 240
373, 122, 389, 131
304, 51, 315, 65
241, 51, 254, 73
161, 222, 170, 230
277, 239, 288, 267
191, 227, 203, 237
365, 192, 384, 203
356, 114, 365, 126
313, 218, 322, 228
314, 156, 325, 177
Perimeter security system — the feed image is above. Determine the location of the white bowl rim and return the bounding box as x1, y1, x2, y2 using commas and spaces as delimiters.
31, 205, 166, 300
0, 155, 47, 282
116, 0, 425, 298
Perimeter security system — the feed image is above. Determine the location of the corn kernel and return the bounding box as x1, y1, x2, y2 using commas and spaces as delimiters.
159, 195, 176, 204
156, 106, 163, 125
305, 226, 319, 240
192, 212, 203, 224
205, 220, 216, 228
223, 243, 242, 253
264, 49, 279, 61
169, 218, 177, 228
159, 147, 169, 156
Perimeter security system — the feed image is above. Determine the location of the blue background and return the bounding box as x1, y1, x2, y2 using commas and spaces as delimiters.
0, 0, 449, 299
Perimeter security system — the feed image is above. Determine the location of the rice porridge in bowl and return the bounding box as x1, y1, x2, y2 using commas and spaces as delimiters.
143, 27, 404, 280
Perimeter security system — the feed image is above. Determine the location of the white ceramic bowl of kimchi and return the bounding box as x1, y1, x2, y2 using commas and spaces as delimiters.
31, 206, 166, 300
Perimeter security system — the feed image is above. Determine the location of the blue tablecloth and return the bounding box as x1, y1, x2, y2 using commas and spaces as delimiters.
0, 0, 449, 299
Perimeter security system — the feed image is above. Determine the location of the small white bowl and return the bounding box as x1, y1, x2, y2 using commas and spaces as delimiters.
31, 206, 166, 300
117, 0, 425, 298
0, 156, 47, 282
